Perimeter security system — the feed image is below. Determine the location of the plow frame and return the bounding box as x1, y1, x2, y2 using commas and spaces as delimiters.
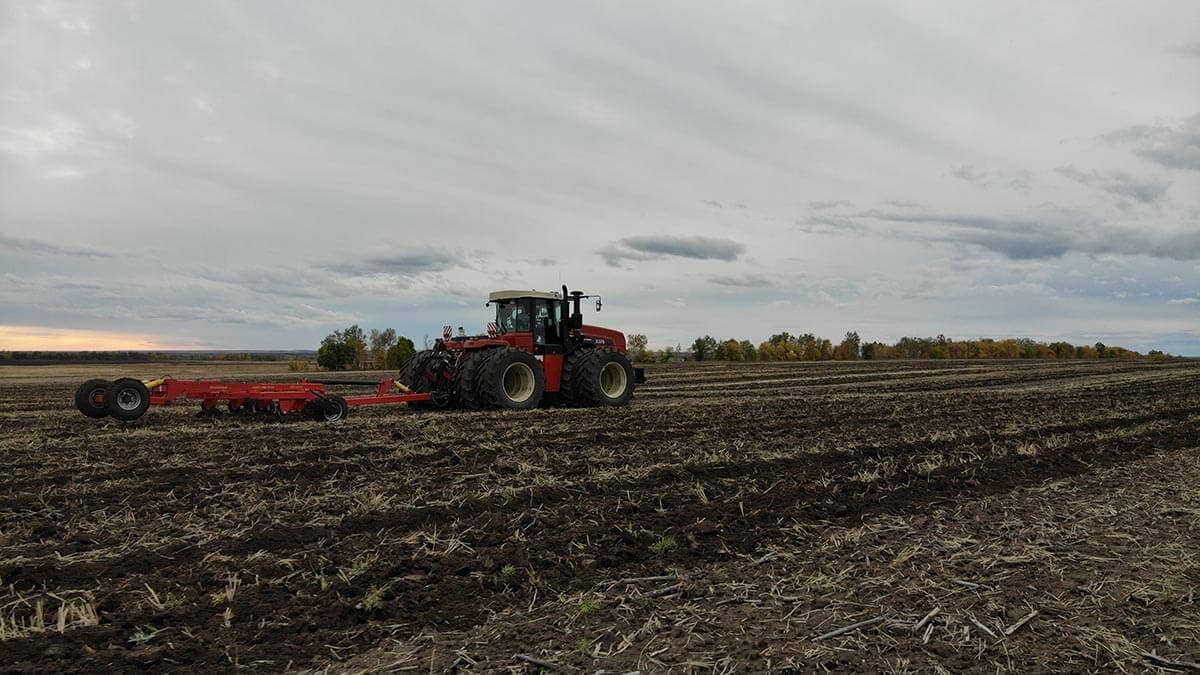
84, 377, 436, 421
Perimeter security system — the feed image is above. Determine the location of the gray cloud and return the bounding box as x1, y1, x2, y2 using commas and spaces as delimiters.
2, 3, 1199, 354
0, 233, 113, 258
809, 200, 851, 210
951, 165, 1032, 192
803, 207, 1200, 261
1171, 43, 1200, 58
1105, 113, 1200, 171
707, 273, 782, 288
1054, 166, 1170, 203
599, 235, 744, 266
320, 249, 460, 276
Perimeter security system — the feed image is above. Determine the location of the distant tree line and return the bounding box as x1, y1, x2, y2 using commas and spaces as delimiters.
316, 325, 416, 371
622, 332, 1176, 363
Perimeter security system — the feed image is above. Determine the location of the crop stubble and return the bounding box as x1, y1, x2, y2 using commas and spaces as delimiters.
0, 359, 1197, 672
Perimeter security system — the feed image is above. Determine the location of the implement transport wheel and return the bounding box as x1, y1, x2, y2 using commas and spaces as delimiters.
477, 348, 545, 410
105, 378, 151, 421
311, 394, 349, 422
75, 379, 111, 418
570, 348, 636, 407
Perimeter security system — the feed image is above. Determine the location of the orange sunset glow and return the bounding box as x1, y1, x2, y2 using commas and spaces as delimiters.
0, 325, 198, 351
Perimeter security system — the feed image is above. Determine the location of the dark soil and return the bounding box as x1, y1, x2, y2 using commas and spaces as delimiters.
0, 359, 1197, 672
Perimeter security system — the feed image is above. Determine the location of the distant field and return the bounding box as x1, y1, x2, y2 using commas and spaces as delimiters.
1, 359, 1198, 671
0, 361, 299, 385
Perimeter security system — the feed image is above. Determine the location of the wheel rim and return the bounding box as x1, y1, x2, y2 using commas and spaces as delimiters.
599, 362, 627, 398
89, 389, 105, 406
115, 388, 142, 411
323, 403, 344, 421
502, 362, 536, 403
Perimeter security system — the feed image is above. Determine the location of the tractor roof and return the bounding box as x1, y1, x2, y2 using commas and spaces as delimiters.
488, 289, 562, 302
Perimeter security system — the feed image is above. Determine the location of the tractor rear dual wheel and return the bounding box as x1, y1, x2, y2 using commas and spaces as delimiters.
463, 348, 545, 410
398, 350, 439, 410
454, 349, 489, 410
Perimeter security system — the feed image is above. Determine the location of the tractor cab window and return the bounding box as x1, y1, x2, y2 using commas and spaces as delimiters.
496, 301, 530, 333
531, 299, 559, 345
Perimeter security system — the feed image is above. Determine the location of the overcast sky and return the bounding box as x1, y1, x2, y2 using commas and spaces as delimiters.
2, 1, 1198, 354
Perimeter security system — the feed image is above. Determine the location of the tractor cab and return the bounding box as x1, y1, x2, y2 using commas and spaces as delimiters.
489, 289, 564, 351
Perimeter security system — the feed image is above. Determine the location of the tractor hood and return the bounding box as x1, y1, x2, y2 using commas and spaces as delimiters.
581, 324, 627, 352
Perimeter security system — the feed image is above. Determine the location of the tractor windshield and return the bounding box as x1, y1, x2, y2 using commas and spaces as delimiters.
496, 300, 530, 333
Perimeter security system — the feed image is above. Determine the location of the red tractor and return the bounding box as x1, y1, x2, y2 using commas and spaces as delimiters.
399, 285, 645, 409
71, 285, 643, 422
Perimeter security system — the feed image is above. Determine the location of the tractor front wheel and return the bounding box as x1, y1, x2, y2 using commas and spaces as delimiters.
477, 348, 545, 410
568, 349, 636, 407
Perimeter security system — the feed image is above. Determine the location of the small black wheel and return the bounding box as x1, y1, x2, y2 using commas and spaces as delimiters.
105, 378, 151, 421
75, 379, 111, 418
313, 394, 349, 422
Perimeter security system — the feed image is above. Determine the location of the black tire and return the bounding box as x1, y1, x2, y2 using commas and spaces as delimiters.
454, 349, 493, 410
477, 348, 545, 410
75, 379, 111, 418
312, 394, 349, 422
398, 350, 438, 410
571, 349, 636, 407
105, 378, 151, 421
558, 348, 595, 405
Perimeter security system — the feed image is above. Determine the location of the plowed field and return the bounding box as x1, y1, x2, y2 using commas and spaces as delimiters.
1, 359, 1198, 672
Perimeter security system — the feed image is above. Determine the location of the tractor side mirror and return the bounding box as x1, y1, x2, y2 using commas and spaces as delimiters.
595, 299, 602, 312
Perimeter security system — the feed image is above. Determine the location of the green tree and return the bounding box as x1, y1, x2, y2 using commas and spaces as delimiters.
340, 324, 367, 369
369, 328, 397, 369
835, 331, 861, 360
739, 340, 757, 361
317, 338, 356, 370
385, 336, 416, 369
627, 334, 649, 362
691, 335, 718, 361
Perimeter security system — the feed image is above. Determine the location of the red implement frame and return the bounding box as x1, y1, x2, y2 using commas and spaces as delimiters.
147, 377, 433, 416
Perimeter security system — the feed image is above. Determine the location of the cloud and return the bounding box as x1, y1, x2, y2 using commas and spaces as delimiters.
320, 249, 460, 276
809, 200, 851, 210
1170, 43, 1200, 58
1168, 297, 1198, 304
0, 233, 113, 258
802, 207, 1200, 261
1054, 165, 1170, 203
599, 235, 745, 266
708, 273, 782, 288
1105, 113, 1200, 171
951, 165, 1032, 192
